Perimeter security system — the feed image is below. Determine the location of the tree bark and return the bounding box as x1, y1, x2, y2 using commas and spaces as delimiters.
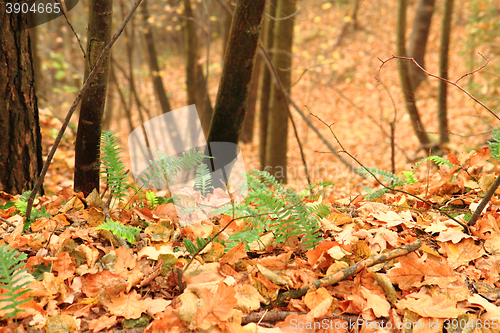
265, 0, 296, 183
437, 0, 454, 145
0, 9, 43, 194
205, 0, 266, 188
258, 0, 277, 170
184, 0, 213, 137
240, 54, 261, 143
408, 0, 435, 90
397, 0, 431, 150
74, 0, 113, 195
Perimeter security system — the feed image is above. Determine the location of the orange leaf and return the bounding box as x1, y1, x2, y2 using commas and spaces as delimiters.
107, 290, 148, 319
88, 315, 117, 333
196, 283, 237, 330
52, 251, 76, 280
220, 242, 247, 265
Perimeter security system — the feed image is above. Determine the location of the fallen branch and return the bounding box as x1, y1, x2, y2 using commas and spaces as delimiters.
270, 239, 421, 308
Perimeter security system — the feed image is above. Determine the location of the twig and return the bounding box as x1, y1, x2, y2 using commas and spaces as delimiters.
375, 54, 499, 122
270, 240, 422, 308
467, 173, 500, 227
0, 216, 16, 228
310, 112, 470, 232
55, 0, 85, 57
26, 0, 144, 219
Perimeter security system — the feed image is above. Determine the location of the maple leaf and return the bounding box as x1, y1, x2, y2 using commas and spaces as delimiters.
52, 252, 76, 281
387, 252, 457, 290
196, 283, 238, 330
107, 290, 147, 319
396, 293, 463, 318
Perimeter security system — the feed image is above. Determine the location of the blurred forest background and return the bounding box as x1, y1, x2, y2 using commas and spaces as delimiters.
4, 0, 500, 196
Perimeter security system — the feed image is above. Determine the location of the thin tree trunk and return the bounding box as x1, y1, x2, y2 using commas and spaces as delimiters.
206, 0, 266, 189
258, 0, 277, 170
437, 0, 453, 145
0, 10, 43, 194
240, 54, 261, 143
74, 0, 113, 195
397, 0, 431, 150
265, 0, 296, 183
141, 0, 184, 154
408, 0, 435, 90
184, 0, 213, 137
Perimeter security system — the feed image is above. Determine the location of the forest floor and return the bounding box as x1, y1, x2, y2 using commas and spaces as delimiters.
2, 0, 500, 332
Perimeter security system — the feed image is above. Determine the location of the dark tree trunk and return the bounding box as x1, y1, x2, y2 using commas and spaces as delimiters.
437, 0, 453, 144
205, 0, 266, 188
0, 10, 43, 194
265, 0, 296, 183
258, 0, 277, 170
408, 0, 435, 90
240, 54, 261, 143
397, 0, 431, 150
74, 0, 113, 195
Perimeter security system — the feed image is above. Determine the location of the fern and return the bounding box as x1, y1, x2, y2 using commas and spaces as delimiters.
95, 219, 140, 244
136, 149, 210, 188
489, 127, 500, 160
100, 131, 128, 203
221, 170, 330, 250
145, 190, 159, 208
0, 244, 33, 320
194, 163, 214, 197
413, 155, 455, 170
14, 191, 50, 230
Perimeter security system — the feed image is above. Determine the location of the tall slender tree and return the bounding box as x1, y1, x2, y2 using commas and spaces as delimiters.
437, 0, 454, 144
205, 0, 266, 188
397, 0, 431, 150
258, 0, 277, 170
265, 0, 296, 183
0, 10, 43, 194
74, 0, 113, 195
408, 0, 435, 90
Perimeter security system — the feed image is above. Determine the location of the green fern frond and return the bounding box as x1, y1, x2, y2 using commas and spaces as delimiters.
357, 168, 406, 187
0, 244, 33, 320
95, 219, 140, 244
145, 190, 158, 208
137, 149, 210, 188
414, 155, 455, 170
194, 163, 214, 197
489, 127, 500, 160
100, 131, 128, 203
225, 170, 329, 250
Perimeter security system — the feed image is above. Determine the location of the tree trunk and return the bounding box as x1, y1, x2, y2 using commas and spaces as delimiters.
141, 0, 185, 153
397, 0, 431, 150
240, 54, 261, 143
0, 10, 43, 194
264, 0, 296, 183
184, 0, 213, 137
437, 0, 453, 145
408, 0, 435, 90
258, 0, 277, 170
74, 0, 113, 195
206, 0, 266, 188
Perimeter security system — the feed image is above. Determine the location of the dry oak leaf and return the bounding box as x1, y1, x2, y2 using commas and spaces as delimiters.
360, 286, 390, 318
484, 234, 500, 255
107, 290, 148, 319
81, 271, 126, 298
304, 287, 333, 320
235, 284, 267, 312
387, 252, 457, 290
115, 246, 139, 277
145, 307, 189, 333
196, 283, 238, 331
44, 314, 78, 333
52, 251, 76, 281
88, 315, 117, 333
143, 297, 171, 317
220, 242, 247, 265
439, 238, 485, 269
435, 228, 475, 244
396, 293, 463, 318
